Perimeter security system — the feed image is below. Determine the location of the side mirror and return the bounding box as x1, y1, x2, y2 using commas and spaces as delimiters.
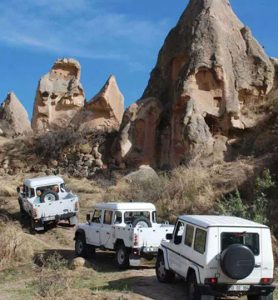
16, 187, 20, 193
86, 214, 91, 223
166, 233, 173, 240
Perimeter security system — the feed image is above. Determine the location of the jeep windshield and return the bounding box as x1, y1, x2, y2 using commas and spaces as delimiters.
221, 232, 260, 255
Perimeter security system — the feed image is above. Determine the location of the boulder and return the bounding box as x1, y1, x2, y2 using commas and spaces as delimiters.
114, 0, 274, 168
75, 75, 124, 132
124, 165, 159, 184
0, 92, 32, 137
31, 58, 85, 132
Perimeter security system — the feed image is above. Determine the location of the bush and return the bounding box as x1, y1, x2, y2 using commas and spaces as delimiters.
0, 221, 34, 270
214, 169, 276, 224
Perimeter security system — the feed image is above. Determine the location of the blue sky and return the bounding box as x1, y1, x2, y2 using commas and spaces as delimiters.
0, 0, 277, 118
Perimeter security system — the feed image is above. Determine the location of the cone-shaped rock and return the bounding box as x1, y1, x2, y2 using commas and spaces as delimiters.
114, 0, 274, 168
32, 58, 85, 132
76, 75, 124, 132
0, 92, 32, 137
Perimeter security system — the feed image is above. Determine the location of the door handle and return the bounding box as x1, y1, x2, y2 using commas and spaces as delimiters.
106, 232, 110, 235
255, 264, 261, 268
96, 230, 100, 233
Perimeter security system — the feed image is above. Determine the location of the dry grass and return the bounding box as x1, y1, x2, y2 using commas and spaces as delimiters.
104, 165, 216, 222
0, 221, 34, 270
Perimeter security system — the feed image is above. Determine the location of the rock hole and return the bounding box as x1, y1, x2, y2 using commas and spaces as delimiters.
204, 114, 221, 136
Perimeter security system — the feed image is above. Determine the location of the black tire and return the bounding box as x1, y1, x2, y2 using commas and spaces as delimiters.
221, 244, 255, 280
187, 272, 201, 300
115, 243, 130, 269
75, 234, 95, 258
18, 199, 27, 219
155, 254, 175, 283
248, 294, 273, 300
132, 216, 152, 228
40, 190, 59, 203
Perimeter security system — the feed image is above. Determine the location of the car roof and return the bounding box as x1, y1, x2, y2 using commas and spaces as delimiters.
24, 176, 64, 188
179, 215, 268, 229
95, 202, 156, 211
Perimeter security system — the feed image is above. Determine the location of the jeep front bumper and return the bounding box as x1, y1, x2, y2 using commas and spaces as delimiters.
199, 283, 275, 297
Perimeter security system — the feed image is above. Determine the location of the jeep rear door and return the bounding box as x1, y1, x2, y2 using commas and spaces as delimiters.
218, 227, 262, 284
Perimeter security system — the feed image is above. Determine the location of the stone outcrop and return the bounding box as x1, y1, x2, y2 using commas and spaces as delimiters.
31, 58, 85, 132
0, 92, 32, 137
267, 58, 278, 112
75, 75, 124, 132
114, 0, 275, 168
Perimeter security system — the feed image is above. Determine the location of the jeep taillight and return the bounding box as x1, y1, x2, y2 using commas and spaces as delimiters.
261, 278, 272, 284
205, 277, 218, 284
133, 234, 139, 246
74, 201, 79, 211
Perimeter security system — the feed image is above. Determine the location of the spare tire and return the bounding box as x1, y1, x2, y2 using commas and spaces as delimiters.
132, 216, 152, 228
41, 190, 59, 203
221, 244, 255, 280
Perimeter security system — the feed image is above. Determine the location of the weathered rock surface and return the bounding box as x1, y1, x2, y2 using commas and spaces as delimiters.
267, 58, 278, 112
31, 58, 85, 132
124, 165, 159, 184
0, 92, 32, 137
114, 0, 274, 168
76, 75, 124, 132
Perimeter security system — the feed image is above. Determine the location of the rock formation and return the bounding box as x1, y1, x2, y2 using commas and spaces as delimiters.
114, 0, 275, 168
267, 58, 278, 111
0, 92, 32, 137
75, 75, 124, 132
31, 58, 85, 132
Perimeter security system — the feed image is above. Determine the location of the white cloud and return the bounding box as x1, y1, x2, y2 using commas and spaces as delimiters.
0, 0, 169, 68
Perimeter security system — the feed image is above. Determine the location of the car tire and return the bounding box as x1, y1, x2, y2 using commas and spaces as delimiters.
248, 293, 273, 300
75, 235, 95, 258
115, 243, 130, 269
40, 190, 59, 203
187, 272, 201, 300
132, 216, 152, 228
155, 254, 175, 283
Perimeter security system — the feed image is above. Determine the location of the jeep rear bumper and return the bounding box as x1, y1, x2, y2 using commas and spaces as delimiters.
199, 284, 275, 297
41, 212, 77, 222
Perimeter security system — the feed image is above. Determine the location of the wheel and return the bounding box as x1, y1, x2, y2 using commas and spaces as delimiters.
40, 190, 59, 203
248, 294, 273, 300
155, 254, 175, 283
115, 244, 130, 269
75, 234, 95, 258
132, 216, 152, 228
187, 272, 201, 300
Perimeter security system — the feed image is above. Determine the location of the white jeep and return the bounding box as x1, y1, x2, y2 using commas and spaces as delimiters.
17, 176, 79, 231
156, 215, 275, 300
74, 202, 174, 269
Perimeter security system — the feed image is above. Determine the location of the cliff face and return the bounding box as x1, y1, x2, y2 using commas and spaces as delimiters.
31, 58, 85, 132
0, 92, 32, 137
114, 0, 275, 168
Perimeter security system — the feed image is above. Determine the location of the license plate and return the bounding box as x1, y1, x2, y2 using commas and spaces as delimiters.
228, 285, 250, 291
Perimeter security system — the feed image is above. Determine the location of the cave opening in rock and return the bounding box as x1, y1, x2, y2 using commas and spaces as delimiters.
204, 114, 221, 136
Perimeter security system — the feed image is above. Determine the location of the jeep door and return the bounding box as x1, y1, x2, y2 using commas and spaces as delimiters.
87, 209, 103, 246
218, 228, 262, 283
167, 220, 186, 275
100, 210, 114, 249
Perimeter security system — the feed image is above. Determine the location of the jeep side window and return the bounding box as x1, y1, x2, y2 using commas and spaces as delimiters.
103, 210, 113, 225
173, 221, 185, 245
184, 224, 194, 247
114, 211, 122, 224
92, 209, 102, 223
194, 228, 207, 254
29, 188, 35, 198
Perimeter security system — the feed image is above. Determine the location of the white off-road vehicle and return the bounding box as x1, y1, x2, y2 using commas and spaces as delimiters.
74, 202, 174, 269
156, 215, 275, 300
17, 176, 79, 231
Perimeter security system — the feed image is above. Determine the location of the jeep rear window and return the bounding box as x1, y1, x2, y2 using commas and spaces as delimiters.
221, 232, 260, 256
124, 211, 150, 225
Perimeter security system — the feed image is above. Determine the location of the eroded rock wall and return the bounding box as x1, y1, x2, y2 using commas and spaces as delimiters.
114, 0, 274, 168
31, 58, 85, 132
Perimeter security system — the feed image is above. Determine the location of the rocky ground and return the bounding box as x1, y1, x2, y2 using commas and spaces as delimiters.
0, 174, 277, 300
